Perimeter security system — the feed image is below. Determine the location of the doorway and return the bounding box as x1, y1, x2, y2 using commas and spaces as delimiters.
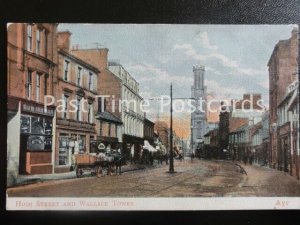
19, 134, 28, 174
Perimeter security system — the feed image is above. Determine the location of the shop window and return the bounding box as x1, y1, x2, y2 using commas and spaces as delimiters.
79, 135, 85, 152
20, 115, 53, 151
58, 135, 69, 165
90, 136, 97, 153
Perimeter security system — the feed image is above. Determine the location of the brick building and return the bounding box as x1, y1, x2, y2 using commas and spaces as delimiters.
276, 79, 299, 178
54, 32, 100, 173
228, 117, 249, 161
218, 102, 231, 159
268, 27, 298, 170
154, 121, 170, 151
7, 23, 58, 186
71, 48, 145, 158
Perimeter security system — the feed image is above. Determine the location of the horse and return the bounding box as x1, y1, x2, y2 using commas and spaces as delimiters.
96, 151, 127, 176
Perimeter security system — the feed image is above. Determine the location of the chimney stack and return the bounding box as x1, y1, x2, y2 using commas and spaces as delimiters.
57, 31, 72, 52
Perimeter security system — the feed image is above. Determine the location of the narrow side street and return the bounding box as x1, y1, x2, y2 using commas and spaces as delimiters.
7, 160, 300, 197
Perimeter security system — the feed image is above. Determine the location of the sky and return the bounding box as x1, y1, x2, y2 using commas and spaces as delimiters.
58, 24, 296, 138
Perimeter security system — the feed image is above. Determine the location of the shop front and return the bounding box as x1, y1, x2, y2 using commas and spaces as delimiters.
8, 96, 55, 175
55, 119, 97, 173
122, 134, 144, 160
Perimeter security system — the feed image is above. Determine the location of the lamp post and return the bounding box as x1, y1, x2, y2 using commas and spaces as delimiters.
147, 84, 195, 173
169, 83, 174, 173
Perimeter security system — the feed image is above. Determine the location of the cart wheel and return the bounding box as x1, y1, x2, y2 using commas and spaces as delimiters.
95, 166, 102, 178
76, 167, 83, 178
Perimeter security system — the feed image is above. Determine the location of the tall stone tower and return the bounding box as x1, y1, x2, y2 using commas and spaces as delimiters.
191, 65, 207, 154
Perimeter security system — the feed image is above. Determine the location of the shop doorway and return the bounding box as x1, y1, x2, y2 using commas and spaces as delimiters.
19, 134, 28, 174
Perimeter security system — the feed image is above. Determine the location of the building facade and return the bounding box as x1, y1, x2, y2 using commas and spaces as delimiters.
70, 48, 124, 153
191, 65, 207, 153
109, 62, 145, 158
144, 118, 155, 145
7, 23, 58, 185
268, 27, 298, 170
54, 32, 100, 173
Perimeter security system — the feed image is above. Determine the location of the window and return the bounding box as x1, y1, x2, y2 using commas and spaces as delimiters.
99, 121, 103, 136
115, 125, 118, 137
76, 98, 82, 121
63, 95, 69, 119
108, 123, 111, 137
44, 32, 48, 57
26, 71, 32, 100
27, 24, 32, 51
88, 103, 93, 123
44, 74, 48, 95
58, 134, 69, 165
64, 60, 69, 81
36, 73, 41, 102
79, 135, 85, 153
77, 67, 82, 86
88, 72, 93, 90
98, 98, 106, 112
36, 29, 41, 54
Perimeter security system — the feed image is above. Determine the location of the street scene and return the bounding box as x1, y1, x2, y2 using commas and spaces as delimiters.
6, 24, 299, 201
7, 160, 300, 197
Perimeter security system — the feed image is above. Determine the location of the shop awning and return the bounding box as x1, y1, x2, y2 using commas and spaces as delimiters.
143, 140, 157, 152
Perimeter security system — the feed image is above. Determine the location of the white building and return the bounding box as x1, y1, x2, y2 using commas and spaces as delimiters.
109, 62, 144, 156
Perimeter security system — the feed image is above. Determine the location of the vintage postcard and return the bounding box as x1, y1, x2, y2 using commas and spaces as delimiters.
6, 23, 300, 210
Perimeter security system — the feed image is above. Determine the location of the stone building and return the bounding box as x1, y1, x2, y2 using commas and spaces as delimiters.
71, 48, 144, 158
53, 32, 100, 173
144, 118, 155, 145
276, 79, 299, 178
191, 65, 207, 154
7, 23, 58, 185
109, 62, 145, 158
268, 27, 298, 170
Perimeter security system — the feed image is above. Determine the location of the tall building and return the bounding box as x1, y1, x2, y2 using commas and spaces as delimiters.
268, 27, 298, 170
54, 32, 100, 173
7, 23, 58, 186
191, 65, 207, 153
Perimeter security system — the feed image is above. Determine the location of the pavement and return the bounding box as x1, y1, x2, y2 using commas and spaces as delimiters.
14, 163, 148, 187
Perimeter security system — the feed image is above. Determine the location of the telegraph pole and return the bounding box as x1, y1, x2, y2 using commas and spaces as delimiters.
169, 83, 174, 172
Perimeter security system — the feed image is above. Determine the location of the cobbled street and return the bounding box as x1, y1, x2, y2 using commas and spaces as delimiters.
7, 159, 300, 197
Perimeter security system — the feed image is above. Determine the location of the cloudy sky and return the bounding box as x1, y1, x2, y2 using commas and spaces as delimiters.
58, 24, 296, 137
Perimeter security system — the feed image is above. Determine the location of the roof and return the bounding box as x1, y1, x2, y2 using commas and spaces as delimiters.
229, 117, 249, 133
95, 111, 122, 124
249, 122, 263, 136
58, 49, 100, 73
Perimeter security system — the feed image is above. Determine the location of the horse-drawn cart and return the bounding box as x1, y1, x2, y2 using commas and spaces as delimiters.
74, 153, 126, 178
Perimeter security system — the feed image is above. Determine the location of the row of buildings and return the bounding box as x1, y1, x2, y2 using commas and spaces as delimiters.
201, 27, 299, 180
7, 23, 156, 186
